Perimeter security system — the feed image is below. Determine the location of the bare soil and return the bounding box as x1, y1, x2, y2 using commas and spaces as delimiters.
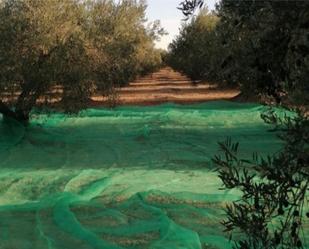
91, 67, 240, 107
0, 67, 241, 109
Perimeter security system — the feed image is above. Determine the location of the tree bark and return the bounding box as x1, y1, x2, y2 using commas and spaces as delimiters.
0, 101, 30, 123
0, 101, 16, 119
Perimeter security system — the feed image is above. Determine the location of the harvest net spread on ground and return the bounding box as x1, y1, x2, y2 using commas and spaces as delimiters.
0, 101, 305, 249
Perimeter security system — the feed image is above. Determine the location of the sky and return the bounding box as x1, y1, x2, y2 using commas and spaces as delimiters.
146, 0, 218, 50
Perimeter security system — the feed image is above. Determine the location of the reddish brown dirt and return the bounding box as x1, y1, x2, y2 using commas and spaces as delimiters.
91, 67, 240, 106
1, 67, 240, 108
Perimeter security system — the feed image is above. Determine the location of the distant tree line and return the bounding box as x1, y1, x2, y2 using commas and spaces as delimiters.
168, 9, 220, 82
0, 0, 165, 122
169, 0, 309, 105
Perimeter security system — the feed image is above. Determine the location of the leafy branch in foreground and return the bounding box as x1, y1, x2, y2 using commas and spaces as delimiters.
178, 0, 204, 18
213, 110, 309, 249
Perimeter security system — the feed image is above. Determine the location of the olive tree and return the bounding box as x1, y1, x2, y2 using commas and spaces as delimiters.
0, 0, 90, 121
0, 0, 165, 122
176, 1, 309, 248
177, 0, 309, 103
214, 110, 309, 249
168, 8, 223, 82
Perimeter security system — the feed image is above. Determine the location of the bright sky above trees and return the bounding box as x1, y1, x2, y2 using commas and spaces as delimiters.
146, 0, 218, 50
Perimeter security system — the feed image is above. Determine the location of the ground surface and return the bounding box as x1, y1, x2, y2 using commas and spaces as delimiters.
1, 67, 240, 108
92, 67, 240, 106
0, 101, 289, 249
1, 69, 305, 249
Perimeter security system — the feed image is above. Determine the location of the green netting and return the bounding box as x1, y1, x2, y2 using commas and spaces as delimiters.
0, 101, 301, 249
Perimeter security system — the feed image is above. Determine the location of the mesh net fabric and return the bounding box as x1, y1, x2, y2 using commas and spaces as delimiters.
0, 101, 305, 249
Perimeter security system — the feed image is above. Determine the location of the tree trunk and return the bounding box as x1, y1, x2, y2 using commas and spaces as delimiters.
0, 101, 30, 123
10, 80, 44, 123
0, 101, 17, 119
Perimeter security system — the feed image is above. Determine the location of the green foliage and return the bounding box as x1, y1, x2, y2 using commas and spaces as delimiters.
176, 2, 309, 247
178, 0, 204, 18
0, 0, 165, 121
216, 0, 309, 103
174, 0, 309, 103
213, 111, 309, 248
167, 8, 223, 82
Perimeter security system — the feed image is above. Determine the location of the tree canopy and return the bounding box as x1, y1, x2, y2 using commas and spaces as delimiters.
174, 1, 309, 248
0, 0, 165, 122
173, 0, 309, 104
168, 8, 221, 82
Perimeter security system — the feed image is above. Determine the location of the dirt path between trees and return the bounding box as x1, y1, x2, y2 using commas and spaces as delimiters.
91, 67, 240, 106
0, 67, 241, 108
